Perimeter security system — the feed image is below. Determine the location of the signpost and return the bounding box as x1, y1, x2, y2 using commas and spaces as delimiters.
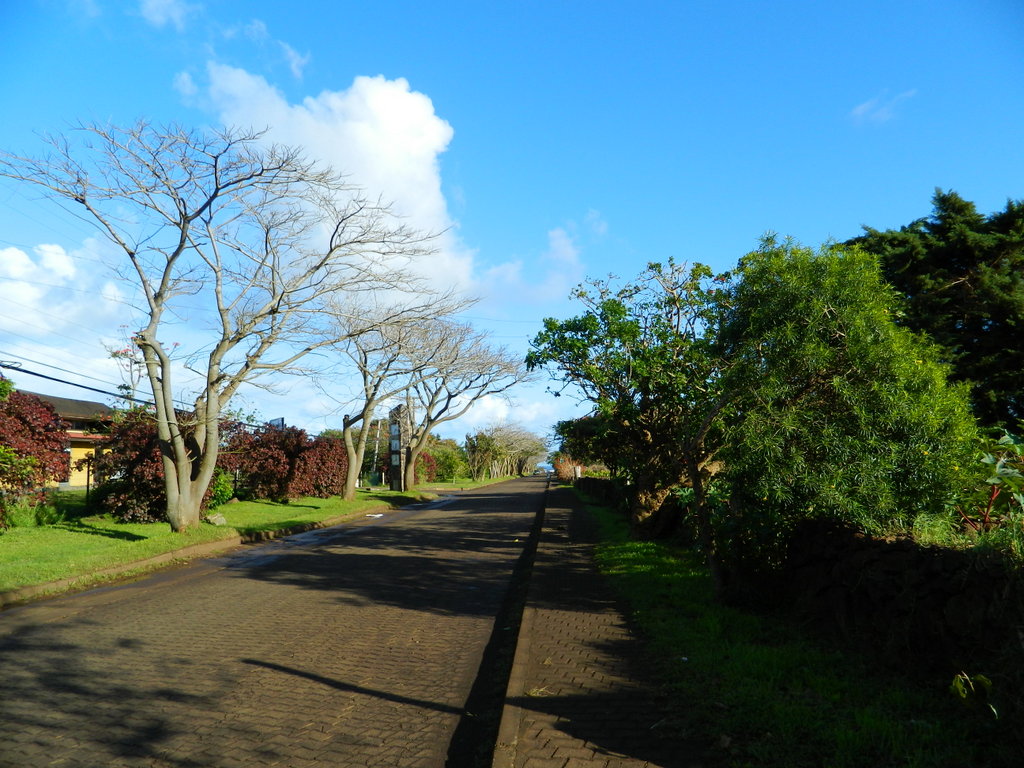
388, 404, 409, 491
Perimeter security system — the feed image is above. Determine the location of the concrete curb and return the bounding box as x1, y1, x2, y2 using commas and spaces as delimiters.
0, 505, 393, 609
492, 601, 536, 768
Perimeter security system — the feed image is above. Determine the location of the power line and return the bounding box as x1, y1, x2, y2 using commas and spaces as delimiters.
0, 360, 151, 406
0, 350, 129, 389
0, 360, 273, 430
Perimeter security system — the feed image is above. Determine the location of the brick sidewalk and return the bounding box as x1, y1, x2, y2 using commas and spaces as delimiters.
494, 487, 705, 768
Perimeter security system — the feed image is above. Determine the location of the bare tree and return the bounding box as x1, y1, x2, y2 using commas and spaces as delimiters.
401, 321, 533, 490
324, 297, 471, 500
464, 421, 546, 480
0, 121, 434, 530
486, 422, 547, 476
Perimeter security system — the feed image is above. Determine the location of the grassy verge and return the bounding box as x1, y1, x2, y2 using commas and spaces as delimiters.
0, 486, 452, 596
586, 497, 1012, 768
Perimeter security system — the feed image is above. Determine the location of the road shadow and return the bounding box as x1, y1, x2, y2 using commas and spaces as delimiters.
224, 479, 547, 619
0, 619, 234, 767
240, 658, 462, 715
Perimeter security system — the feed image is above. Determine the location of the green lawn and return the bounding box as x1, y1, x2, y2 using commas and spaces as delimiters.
0, 482, 501, 597
586, 495, 1015, 768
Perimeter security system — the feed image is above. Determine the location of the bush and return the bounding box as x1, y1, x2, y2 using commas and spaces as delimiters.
552, 454, 582, 483
87, 408, 167, 522
289, 435, 347, 498
222, 425, 347, 502
953, 431, 1024, 538
415, 451, 438, 483
429, 438, 467, 482
0, 389, 70, 526
717, 240, 979, 576
206, 468, 235, 510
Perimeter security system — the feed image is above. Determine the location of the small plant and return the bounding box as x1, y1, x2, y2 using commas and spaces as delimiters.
206, 469, 235, 509
955, 432, 1024, 534
950, 672, 998, 719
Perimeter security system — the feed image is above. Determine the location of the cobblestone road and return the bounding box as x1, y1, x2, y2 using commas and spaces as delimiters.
0, 477, 546, 768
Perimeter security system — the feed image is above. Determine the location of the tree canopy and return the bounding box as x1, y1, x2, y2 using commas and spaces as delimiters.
717, 238, 978, 574
528, 260, 731, 538
849, 189, 1024, 429
531, 239, 980, 588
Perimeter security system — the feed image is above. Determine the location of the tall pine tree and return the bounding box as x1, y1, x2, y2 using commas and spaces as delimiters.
850, 189, 1024, 429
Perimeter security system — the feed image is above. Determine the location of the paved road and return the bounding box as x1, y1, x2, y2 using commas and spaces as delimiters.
0, 477, 546, 768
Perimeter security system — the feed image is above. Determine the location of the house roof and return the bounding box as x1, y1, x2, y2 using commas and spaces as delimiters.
23, 391, 116, 421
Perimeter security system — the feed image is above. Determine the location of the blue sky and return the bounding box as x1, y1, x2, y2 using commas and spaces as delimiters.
1, 0, 1022, 441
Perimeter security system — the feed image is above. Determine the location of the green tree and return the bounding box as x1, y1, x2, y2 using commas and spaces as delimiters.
552, 415, 617, 472
464, 431, 498, 481
849, 189, 1024, 429
424, 435, 466, 482
717, 238, 979, 576
528, 260, 731, 541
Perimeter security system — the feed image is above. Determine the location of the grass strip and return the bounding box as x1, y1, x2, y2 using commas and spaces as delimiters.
585, 497, 1012, 768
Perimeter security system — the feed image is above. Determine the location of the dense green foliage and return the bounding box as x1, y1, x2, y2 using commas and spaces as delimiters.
528, 260, 730, 537
587, 498, 1016, 768
952, 431, 1024, 555
533, 239, 982, 580
717, 239, 979, 572
426, 436, 467, 482
850, 189, 1024, 429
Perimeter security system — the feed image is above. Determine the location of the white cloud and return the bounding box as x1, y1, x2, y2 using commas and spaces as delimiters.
139, 0, 196, 31
0, 244, 75, 283
0, 241, 129, 343
280, 42, 311, 79
173, 71, 197, 98
479, 225, 586, 310
35, 244, 77, 280
243, 19, 269, 41
850, 89, 917, 124
202, 64, 472, 292
545, 227, 580, 267
0, 246, 34, 279
585, 209, 608, 237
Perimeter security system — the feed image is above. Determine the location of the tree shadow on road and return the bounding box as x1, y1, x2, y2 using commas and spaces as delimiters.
223, 482, 546, 619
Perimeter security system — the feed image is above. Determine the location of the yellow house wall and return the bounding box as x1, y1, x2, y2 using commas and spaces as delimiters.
67, 444, 95, 486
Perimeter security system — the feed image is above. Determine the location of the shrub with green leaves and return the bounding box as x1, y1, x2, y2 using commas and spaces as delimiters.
948, 431, 1024, 559
717, 238, 979, 574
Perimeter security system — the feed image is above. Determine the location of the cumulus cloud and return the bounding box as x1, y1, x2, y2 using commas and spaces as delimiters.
850, 89, 917, 124
139, 0, 196, 31
34, 244, 77, 280
201, 64, 472, 291
0, 245, 82, 335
